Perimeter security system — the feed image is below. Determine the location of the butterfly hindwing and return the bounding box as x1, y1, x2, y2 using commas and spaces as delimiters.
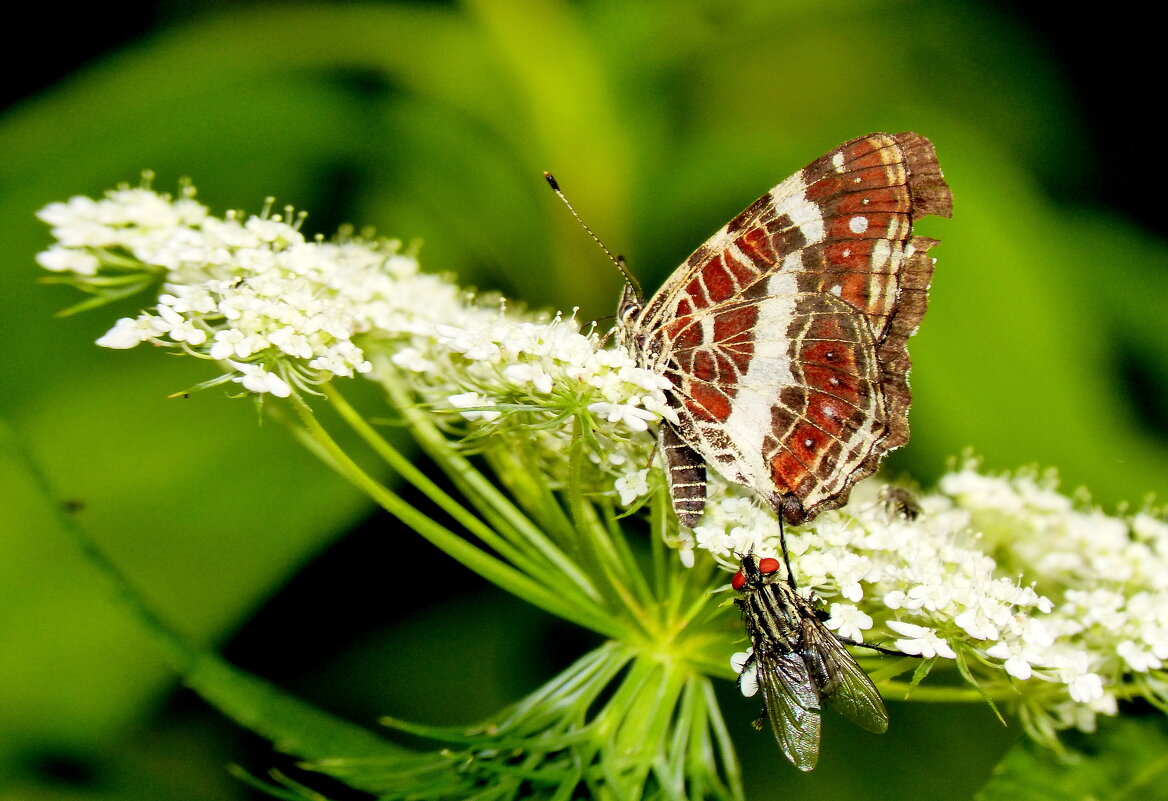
621, 132, 952, 526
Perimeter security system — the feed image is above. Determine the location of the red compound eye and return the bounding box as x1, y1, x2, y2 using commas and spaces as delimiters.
758, 557, 781, 575
731, 571, 746, 590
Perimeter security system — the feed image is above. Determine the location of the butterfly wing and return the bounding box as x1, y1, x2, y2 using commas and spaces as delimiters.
754, 646, 823, 772
628, 132, 952, 524
800, 618, 890, 734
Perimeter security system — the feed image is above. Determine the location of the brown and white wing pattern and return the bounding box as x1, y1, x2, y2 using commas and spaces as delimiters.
621, 132, 952, 525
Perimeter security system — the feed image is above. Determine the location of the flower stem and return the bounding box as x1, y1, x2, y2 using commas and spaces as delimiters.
286, 392, 622, 637
373, 377, 606, 609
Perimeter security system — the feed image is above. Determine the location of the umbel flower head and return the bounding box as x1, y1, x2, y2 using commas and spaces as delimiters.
710, 469, 1168, 746
37, 181, 673, 442
37, 180, 1168, 795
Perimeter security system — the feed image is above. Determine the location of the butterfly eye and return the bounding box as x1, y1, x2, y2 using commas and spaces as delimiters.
731, 571, 747, 590
757, 557, 781, 575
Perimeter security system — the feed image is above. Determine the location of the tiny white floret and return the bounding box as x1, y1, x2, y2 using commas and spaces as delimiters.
887, 621, 956, 659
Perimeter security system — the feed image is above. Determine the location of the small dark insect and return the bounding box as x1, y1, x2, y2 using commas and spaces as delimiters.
732, 554, 889, 771
880, 486, 921, 520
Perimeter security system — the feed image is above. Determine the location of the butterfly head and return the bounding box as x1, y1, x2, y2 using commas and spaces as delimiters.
615, 281, 643, 346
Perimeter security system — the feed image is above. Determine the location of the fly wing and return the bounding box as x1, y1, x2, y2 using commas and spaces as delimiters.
802, 621, 889, 734
755, 647, 823, 771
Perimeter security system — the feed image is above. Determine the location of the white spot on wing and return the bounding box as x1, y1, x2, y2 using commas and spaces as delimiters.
831, 152, 846, 172
768, 173, 825, 244
767, 270, 798, 297
849, 216, 869, 234
780, 251, 803, 275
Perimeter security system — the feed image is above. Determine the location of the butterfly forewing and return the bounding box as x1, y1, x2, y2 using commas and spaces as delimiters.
620, 132, 952, 528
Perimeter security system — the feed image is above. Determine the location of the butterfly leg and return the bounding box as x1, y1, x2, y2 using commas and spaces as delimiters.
777, 515, 798, 591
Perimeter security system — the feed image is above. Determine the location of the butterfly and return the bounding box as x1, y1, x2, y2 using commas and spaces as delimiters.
731, 554, 891, 771
614, 132, 952, 531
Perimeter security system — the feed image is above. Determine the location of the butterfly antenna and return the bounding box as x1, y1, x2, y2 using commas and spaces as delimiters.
544, 172, 644, 300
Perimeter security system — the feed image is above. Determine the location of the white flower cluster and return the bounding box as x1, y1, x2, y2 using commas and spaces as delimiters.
37, 185, 446, 396
691, 464, 1168, 735
382, 303, 676, 485
390, 309, 672, 422
37, 182, 677, 457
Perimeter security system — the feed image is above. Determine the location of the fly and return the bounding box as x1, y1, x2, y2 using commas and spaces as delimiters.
880, 486, 922, 521
732, 554, 890, 771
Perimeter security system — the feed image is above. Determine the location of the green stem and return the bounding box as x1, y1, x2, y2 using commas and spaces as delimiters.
377, 377, 606, 608
564, 416, 661, 639
376, 379, 543, 542
880, 682, 1014, 704
1, 418, 192, 671
286, 392, 622, 638
326, 383, 537, 573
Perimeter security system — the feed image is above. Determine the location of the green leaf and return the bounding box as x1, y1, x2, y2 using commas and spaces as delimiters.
183, 653, 397, 763
977, 716, 1168, 801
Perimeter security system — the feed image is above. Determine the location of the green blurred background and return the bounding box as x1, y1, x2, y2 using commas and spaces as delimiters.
2, 1, 1164, 799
